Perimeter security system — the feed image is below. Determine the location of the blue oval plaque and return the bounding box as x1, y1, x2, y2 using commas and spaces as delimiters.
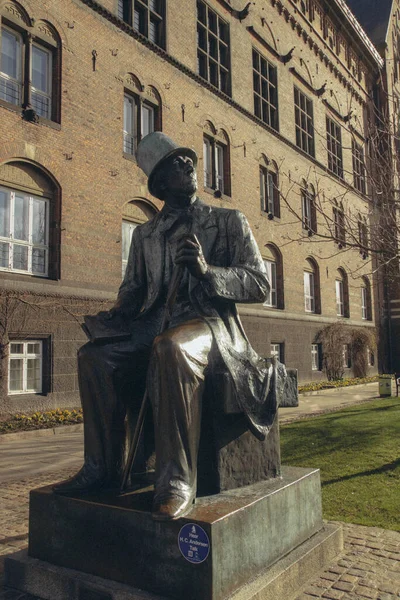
178, 523, 210, 564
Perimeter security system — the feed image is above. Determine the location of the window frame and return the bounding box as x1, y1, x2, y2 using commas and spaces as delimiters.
270, 342, 284, 363
336, 278, 344, 316
197, 0, 231, 96
202, 133, 230, 196
260, 166, 280, 218
8, 339, 43, 395
123, 89, 159, 156
30, 41, 52, 119
0, 186, 50, 277
0, 24, 23, 106
326, 116, 343, 178
0, 21, 60, 123
294, 87, 315, 157
252, 48, 279, 131
118, 0, 166, 48
343, 344, 352, 369
333, 205, 346, 247
121, 219, 138, 278
352, 140, 366, 194
304, 270, 315, 313
263, 259, 277, 308
301, 187, 317, 234
311, 343, 321, 371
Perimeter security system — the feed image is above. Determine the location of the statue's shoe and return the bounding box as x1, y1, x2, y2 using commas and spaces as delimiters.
53, 466, 109, 495
152, 491, 195, 521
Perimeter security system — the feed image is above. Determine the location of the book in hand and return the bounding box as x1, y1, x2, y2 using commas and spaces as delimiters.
82, 314, 131, 344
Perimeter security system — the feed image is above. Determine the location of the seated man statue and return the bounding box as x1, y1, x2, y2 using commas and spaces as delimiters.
54, 132, 279, 521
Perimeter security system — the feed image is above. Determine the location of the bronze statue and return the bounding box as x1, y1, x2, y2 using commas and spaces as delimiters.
54, 132, 277, 521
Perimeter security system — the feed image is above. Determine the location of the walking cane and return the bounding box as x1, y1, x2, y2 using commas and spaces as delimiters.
120, 262, 185, 493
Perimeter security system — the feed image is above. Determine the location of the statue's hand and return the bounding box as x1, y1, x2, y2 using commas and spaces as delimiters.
175, 233, 209, 279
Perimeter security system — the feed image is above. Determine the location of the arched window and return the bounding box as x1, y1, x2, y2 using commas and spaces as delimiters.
121, 198, 158, 278
203, 122, 231, 196
263, 243, 284, 309
0, 160, 60, 278
260, 156, 280, 218
123, 75, 162, 156
304, 257, 320, 314
333, 199, 346, 247
361, 276, 372, 321
301, 181, 317, 234
335, 268, 349, 317
0, 5, 61, 123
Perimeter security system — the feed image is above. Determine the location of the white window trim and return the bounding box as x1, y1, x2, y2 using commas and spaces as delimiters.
0, 187, 49, 277
0, 25, 23, 106
311, 343, 319, 371
260, 168, 276, 215
8, 340, 43, 394
270, 342, 282, 362
336, 279, 344, 316
122, 220, 138, 278
343, 344, 351, 368
123, 93, 136, 155
31, 43, 53, 119
302, 191, 312, 230
263, 259, 277, 308
361, 286, 368, 320
304, 271, 315, 313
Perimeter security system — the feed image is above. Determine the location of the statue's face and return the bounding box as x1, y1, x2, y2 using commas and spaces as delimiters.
162, 155, 198, 203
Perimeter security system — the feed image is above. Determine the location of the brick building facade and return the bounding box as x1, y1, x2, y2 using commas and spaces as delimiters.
0, 0, 380, 414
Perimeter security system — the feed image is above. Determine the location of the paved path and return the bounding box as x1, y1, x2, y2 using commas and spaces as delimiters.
1, 382, 399, 599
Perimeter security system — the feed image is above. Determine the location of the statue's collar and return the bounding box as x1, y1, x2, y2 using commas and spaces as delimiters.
160, 196, 199, 218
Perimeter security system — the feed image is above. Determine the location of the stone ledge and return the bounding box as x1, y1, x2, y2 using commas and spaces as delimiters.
4, 523, 342, 600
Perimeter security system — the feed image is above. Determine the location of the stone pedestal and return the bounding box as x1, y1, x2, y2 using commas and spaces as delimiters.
5, 466, 342, 600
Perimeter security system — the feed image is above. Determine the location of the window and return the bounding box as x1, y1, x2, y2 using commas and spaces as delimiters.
311, 343, 321, 371
361, 276, 372, 321
252, 49, 278, 130
326, 117, 343, 178
203, 127, 230, 195
352, 140, 366, 194
294, 87, 314, 157
0, 20, 59, 121
122, 220, 137, 278
333, 203, 346, 247
270, 342, 284, 363
367, 348, 375, 367
304, 271, 315, 313
264, 259, 277, 307
336, 279, 344, 316
123, 79, 161, 155
118, 0, 166, 47
343, 344, 351, 369
304, 258, 320, 314
8, 340, 42, 394
197, 0, 230, 95
301, 185, 317, 234
358, 218, 368, 258
0, 186, 49, 276
336, 268, 349, 318
260, 162, 280, 217
263, 244, 284, 309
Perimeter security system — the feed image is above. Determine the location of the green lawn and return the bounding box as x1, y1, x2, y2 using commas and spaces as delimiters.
280, 398, 400, 532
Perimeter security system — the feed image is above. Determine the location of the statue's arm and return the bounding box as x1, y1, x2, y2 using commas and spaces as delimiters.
202, 210, 270, 304
113, 226, 146, 317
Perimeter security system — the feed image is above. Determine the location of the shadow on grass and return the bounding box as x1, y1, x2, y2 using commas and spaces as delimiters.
322, 457, 400, 486
281, 400, 400, 463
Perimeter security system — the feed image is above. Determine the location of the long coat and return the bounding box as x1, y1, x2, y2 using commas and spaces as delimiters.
118, 198, 283, 441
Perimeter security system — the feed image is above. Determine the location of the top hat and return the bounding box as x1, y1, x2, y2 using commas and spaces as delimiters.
136, 132, 198, 197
